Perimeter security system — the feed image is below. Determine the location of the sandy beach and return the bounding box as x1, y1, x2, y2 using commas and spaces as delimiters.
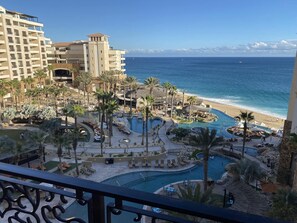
203, 99, 285, 130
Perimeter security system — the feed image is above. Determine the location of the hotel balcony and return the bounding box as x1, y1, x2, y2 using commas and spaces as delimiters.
32, 63, 41, 68
0, 31, 4, 35
0, 48, 6, 53
0, 66, 9, 70
28, 35, 38, 40
0, 57, 7, 62
0, 40, 5, 44
0, 163, 285, 223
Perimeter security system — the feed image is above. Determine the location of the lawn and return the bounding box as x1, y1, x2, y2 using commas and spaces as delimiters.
44, 160, 77, 174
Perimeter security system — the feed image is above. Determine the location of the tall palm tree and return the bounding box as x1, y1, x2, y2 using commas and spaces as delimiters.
6, 79, 20, 109
75, 72, 92, 106
106, 99, 119, 147
129, 82, 138, 116
62, 103, 73, 133
34, 69, 47, 87
140, 96, 154, 154
169, 85, 177, 118
96, 91, 114, 154
0, 79, 8, 110
21, 76, 34, 103
68, 104, 85, 176
187, 96, 197, 119
191, 128, 220, 191
52, 132, 72, 173
47, 64, 54, 81
144, 77, 159, 97
49, 85, 63, 117
125, 76, 137, 109
162, 82, 172, 116
100, 72, 110, 92
235, 111, 254, 158
28, 131, 49, 168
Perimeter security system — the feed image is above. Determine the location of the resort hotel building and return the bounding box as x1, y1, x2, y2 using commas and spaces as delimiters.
0, 6, 48, 80
50, 33, 126, 84
278, 52, 297, 189
0, 5, 126, 92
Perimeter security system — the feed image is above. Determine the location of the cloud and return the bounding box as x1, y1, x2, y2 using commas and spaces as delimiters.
125, 39, 297, 56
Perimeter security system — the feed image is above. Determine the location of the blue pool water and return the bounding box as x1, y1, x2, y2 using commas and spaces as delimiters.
233, 146, 258, 157
128, 116, 163, 133
63, 155, 232, 222
179, 109, 237, 138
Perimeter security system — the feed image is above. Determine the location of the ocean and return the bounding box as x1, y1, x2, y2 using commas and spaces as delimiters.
125, 57, 295, 119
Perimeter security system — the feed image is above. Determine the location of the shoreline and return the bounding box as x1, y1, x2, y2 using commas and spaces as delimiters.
202, 99, 285, 130
174, 90, 285, 130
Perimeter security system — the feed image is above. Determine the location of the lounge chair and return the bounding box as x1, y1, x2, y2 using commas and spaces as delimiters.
142, 159, 147, 168
133, 160, 139, 168
171, 159, 178, 167
87, 167, 96, 173
167, 160, 173, 168
154, 160, 160, 168
159, 159, 165, 168
177, 157, 186, 166
128, 160, 133, 168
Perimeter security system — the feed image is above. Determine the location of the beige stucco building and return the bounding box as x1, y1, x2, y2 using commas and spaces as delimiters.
0, 6, 48, 81
0, 6, 126, 85
51, 33, 125, 83
277, 53, 297, 189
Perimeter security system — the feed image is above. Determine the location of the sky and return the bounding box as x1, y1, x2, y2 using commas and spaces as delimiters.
2, 0, 297, 57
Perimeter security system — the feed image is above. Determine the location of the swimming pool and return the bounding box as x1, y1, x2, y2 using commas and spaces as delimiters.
62, 155, 232, 222
179, 109, 237, 138
128, 116, 163, 133
233, 146, 258, 157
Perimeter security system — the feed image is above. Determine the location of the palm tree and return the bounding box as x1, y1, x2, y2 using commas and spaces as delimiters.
191, 128, 220, 191
47, 64, 54, 81
162, 82, 172, 116
144, 77, 159, 97
129, 82, 138, 116
235, 111, 254, 158
52, 132, 72, 173
28, 131, 49, 168
269, 189, 297, 222
0, 79, 8, 110
169, 85, 177, 118
140, 96, 154, 154
6, 79, 20, 109
68, 104, 85, 176
100, 72, 110, 92
11, 142, 25, 166
75, 72, 92, 106
125, 76, 137, 110
96, 91, 114, 154
228, 158, 266, 184
0, 135, 16, 154
106, 99, 119, 147
177, 183, 220, 205
187, 96, 197, 119
62, 104, 73, 133
34, 69, 47, 87
49, 85, 63, 117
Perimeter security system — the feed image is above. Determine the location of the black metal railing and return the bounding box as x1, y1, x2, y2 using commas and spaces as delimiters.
0, 163, 286, 223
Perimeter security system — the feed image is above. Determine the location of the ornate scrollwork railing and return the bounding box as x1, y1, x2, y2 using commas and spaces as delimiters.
0, 163, 286, 223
